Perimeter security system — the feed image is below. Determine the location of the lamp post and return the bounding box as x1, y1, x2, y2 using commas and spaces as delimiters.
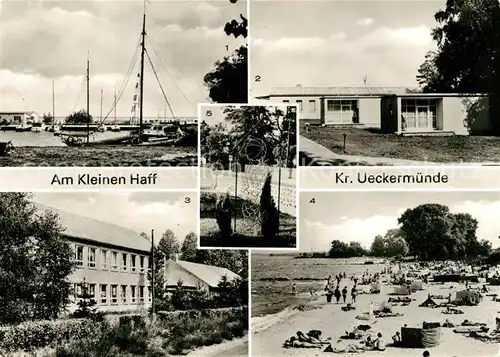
285, 106, 296, 179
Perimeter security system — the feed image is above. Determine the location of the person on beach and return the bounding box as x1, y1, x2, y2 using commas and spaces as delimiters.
336, 275, 341, 285
351, 286, 357, 303
334, 286, 342, 303
292, 283, 297, 295
372, 333, 386, 351
342, 286, 348, 303
391, 331, 401, 346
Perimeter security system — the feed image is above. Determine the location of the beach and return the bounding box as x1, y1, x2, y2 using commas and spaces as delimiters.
251, 255, 500, 357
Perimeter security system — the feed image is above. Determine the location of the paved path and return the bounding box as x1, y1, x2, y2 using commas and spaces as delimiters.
299, 135, 500, 166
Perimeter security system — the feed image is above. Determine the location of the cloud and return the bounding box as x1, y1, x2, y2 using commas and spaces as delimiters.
250, 25, 435, 95
31, 192, 197, 243
1, 1, 246, 117
356, 17, 375, 26
300, 199, 500, 253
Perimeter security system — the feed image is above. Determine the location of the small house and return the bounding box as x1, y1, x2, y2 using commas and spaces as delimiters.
163, 256, 240, 294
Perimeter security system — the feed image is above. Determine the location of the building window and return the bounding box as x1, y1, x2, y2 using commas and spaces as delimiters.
140, 256, 145, 272
100, 250, 108, 269
148, 287, 152, 302
131, 286, 136, 303
111, 285, 118, 304
121, 285, 127, 303
122, 253, 127, 271
296, 100, 303, 111
131, 255, 136, 272
88, 247, 96, 268
139, 286, 145, 302
74, 283, 82, 299
308, 100, 316, 112
89, 284, 96, 300
74, 245, 84, 266
112, 252, 118, 270
100, 285, 107, 304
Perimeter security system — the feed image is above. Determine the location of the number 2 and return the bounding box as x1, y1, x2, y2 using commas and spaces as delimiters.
254, 75, 261, 82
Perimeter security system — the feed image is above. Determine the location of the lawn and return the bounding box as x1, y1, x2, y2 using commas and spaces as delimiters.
301, 126, 500, 163
199, 192, 296, 248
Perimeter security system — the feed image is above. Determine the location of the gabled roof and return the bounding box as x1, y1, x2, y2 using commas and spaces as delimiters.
34, 203, 150, 253
256, 86, 420, 98
165, 258, 240, 288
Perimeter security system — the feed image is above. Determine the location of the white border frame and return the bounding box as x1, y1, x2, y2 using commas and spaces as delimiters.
196, 103, 299, 251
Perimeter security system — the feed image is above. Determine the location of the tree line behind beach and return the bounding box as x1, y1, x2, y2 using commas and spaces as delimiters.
298, 203, 495, 262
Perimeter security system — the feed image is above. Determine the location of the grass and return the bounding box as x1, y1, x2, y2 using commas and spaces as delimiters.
199, 192, 296, 248
0, 146, 197, 167
301, 126, 500, 163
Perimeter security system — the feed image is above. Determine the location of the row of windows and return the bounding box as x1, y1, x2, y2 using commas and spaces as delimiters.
74, 283, 151, 305
73, 244, 149, 273
282, 99, 316, 113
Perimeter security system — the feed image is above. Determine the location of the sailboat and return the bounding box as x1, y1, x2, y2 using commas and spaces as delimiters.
59, 1, 194, 147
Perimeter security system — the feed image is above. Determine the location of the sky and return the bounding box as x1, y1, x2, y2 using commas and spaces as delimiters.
31, 191, 197, 243
299, 191, 500, 252
250, 0, 443, 99
0, 0, 247, 119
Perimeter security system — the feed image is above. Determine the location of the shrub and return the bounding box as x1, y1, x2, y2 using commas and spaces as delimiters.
0, 318, 106, 352
215, 193, 233, 237
259, 172, 279, 241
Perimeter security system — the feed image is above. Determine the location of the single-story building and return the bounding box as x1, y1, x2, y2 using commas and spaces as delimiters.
0, 111, 40, 126
256, 86, 491, 135
163, 256, 240, 294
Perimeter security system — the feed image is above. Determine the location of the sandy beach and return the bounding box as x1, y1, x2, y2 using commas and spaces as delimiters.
252, 279, 500, 357
187, 336, 248, 357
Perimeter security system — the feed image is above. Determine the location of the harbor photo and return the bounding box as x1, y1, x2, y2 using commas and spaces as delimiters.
252, 191, 500, 357
0, 192, 249, 357
0, 0, 248, 166
199, 104, 297, 248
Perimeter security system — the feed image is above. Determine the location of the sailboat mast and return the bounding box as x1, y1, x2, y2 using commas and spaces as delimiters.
139, 9, 146, 141
86, 51, 90, 144
100, 89, 103, 122
52, 80, 55, 128
114, 89, 117, 122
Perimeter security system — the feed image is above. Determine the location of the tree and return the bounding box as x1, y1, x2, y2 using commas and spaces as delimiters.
398, 204, 481, 260
181, 232, 197, 262
260, 172, 280, 241
224, 14, 248, 38
203, 45, 247, 104
418, 0, 500, 131
195, 249, 248, 277
72, 279, 101, 319
42, 113, 54, 125
202, 122, 232, 166
0, 193, 74, 323
224, 105, 283, 165
158, 229, 180, 260
370, 235, 386, 257
65, 110, 93, 125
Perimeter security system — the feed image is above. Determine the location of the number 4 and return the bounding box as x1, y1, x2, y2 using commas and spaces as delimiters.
309, 198, 316, 203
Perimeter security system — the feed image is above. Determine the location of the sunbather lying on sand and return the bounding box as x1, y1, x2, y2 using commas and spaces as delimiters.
341, 303, 356, 311
323, 343, 366, 353
442, 307, 464, 314
461, 319, 487, 326
375, 311, 404, 318
283, 331, 332, 348
453, 326, 489, 334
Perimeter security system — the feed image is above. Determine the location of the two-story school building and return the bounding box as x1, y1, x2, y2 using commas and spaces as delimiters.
36, 204, 152, 313
256, 85, 491, 135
